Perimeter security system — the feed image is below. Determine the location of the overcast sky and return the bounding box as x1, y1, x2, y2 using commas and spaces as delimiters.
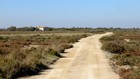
0, 0, 140, 28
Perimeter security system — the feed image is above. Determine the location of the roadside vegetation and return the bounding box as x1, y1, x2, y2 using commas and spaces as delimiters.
100, 29, 140, 79
0, 33, 88, 79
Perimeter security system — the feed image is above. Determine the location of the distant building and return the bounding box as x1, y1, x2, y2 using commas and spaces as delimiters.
37, 26, 48, 31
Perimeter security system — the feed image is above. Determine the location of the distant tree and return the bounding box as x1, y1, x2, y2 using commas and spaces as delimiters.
7, 26, 17, 31
30, 27, 37, 31
46, 27, 53, 31
17, 27, 37, 31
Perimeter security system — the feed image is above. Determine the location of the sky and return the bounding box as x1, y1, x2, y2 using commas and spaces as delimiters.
0, 0, 140, 28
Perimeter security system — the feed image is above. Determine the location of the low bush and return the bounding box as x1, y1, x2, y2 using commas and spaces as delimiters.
112, 54, 140, 66
101, 41, 125, 54
56, 43, 73, 53
100, 30, 140, 79
100, 35, 118, 41
0, 34, 87, 78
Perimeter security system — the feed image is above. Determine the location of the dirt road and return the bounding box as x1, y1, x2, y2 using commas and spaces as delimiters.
19, 32, 119, 79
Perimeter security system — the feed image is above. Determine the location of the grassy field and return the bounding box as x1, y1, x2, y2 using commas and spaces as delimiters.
100, 29, 140, 79
1, 28, 140, 79
0, 31, 89, 79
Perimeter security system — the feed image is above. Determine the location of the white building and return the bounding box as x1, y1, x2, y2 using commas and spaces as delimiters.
37, 26, 48, 31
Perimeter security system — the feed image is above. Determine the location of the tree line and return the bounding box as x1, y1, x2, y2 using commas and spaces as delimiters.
0, 26, 54, 31
0, 26, 140, 31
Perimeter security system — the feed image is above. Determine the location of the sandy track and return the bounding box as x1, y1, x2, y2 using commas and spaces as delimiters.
19, 32, 119, 79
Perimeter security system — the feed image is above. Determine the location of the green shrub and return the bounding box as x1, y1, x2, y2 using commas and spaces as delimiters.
102, 41, 125, 54
100, 29, 140, 79
100, 35, 116, 41
0, 34, 86, 78
47, 48, 61, 57
0, 58, 19, 79
56, 43, 73, 53
115, 55, 140, 66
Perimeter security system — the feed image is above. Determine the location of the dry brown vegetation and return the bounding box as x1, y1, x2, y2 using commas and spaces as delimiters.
0, 33, 88, 79
100, 29, 140, 79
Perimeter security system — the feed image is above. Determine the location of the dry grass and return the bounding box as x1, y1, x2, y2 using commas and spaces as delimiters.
100, 29, 140, 79
0, 33, 88, 79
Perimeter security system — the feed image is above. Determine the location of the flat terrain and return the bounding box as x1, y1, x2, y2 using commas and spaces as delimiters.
0, 32, 92, 36
19, 32, 119, 79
